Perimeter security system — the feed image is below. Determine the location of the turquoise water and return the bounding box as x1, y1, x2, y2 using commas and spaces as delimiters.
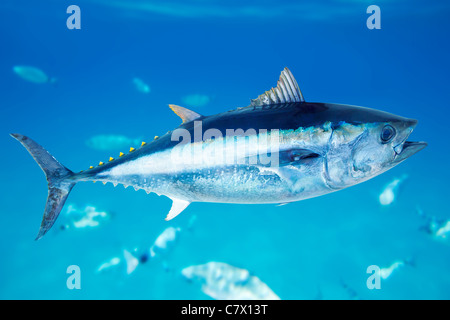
1, 0, 449, 299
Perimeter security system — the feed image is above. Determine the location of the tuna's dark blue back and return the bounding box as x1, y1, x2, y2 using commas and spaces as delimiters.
185, 102, 410, 133
108, 102, 411, 167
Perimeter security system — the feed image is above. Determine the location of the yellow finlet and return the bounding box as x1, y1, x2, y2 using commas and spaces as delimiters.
89, 166, 94, 169
129, 147, 135, 152
154, 136, 159, 140
99, 161, 104, 166
109, 157, 114, 162
119, 152, 124, 157
141, 141, 146, 146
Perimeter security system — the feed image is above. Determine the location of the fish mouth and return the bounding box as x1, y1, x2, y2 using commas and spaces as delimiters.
393, 140, 428, 163
392, 119, 427, 163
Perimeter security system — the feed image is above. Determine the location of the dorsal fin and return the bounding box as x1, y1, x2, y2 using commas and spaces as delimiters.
250, 67, 304, 107
169, 104, 202, 124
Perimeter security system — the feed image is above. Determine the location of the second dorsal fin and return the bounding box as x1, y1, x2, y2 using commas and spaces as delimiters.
250, 67, 305, 107
169, 104, 202, 124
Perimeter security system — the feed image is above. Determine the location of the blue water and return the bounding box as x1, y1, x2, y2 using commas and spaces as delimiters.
1, 0, 449, 299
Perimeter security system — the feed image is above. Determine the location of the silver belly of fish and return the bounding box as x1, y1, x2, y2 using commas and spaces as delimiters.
98, 132, 332, 205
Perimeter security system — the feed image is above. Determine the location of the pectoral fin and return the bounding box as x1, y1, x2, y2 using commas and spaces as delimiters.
165, 198, 191, 221
248, 148, 320, 167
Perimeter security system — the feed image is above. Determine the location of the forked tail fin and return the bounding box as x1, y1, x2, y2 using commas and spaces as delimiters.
10, 133, 76, 240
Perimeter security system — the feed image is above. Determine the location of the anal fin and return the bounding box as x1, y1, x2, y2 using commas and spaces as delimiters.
165, 198, 191, 221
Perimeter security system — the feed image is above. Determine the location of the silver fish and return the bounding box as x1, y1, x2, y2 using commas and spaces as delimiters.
181, 262, 280, 300
11, 68, 427, 239
13, 65, 55, 84
132, 77, 150, 93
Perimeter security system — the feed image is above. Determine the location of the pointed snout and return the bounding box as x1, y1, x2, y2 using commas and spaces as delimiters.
404, 118, 418, 129
393, 117, 426, 163
390, 116, 427, 164
393, 140, 427, 163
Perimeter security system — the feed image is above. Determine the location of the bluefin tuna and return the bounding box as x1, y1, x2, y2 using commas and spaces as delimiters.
11, 68, 427, 239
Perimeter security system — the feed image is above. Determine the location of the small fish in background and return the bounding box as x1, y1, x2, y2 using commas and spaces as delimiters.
379, 174, 408, 206
181, 94, 210, 107
58, 204, 111, 231
340, 279, 359, 300
434, 221, 450, 240
123, 249, 139, 275
98, 249, 138, 277
149, 226, 181, 258
181, 262, 280, 300
95, 252, 136, 276
378, 258, 414, 280
132, 77, 150, 94
114, 226, 182, 276
99, 231, 179, 277
85, 134, 142, 151
417, 207, 450, 242
187, 214, 197, 231
13, 65, 56, 84
96, 257, 121, 274
96, 252, 139, 276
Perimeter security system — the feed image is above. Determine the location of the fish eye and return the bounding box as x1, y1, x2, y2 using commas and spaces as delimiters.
380, 125, 396, 143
